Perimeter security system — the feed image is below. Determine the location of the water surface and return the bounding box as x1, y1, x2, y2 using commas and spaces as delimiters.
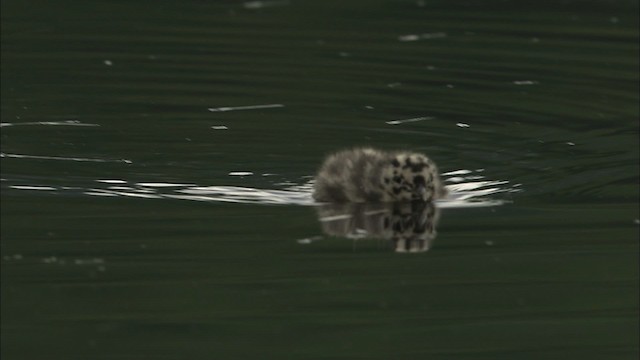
2, 1, 638, 359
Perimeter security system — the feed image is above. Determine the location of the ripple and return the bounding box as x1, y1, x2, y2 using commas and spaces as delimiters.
1, 169, 516, 208
0, 120, 100, 127
385, 116, 433, 125
207, 104, 284, 112
1, 153, 132, 164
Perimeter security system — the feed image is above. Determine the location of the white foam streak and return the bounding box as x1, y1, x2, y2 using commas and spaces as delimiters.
4, 169, 516, 209
9, 185, 57, 191
84, 189, 162, 199
446, 180, 509, 192
1, 153, 132, 163
137, 182, 197, 187
176, 186, 313, 205
442, 170, 473, 176
319, 214, 353, 222
386, 116, 432, 125
208, 104, 284, 112
96, 179, 127, 184
0, 120, 100, 127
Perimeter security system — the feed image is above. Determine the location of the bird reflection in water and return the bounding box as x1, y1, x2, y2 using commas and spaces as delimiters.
315, 201, 441, 253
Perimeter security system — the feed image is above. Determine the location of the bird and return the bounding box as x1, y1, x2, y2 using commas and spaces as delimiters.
312, 148, 447, 203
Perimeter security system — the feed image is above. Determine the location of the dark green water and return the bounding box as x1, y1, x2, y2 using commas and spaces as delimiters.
1, 1, 639, 359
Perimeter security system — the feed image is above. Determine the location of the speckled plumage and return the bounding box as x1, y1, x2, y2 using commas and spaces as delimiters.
313, 148, 446, 203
